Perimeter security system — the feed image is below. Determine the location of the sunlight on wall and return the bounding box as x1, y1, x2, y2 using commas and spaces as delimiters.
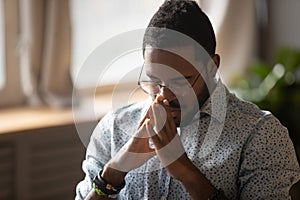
0, 0, 5, 90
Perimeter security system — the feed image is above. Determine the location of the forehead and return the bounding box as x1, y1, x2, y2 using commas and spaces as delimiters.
144, 46, 200, 76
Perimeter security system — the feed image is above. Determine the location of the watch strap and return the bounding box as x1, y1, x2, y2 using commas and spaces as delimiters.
92, 170, 126, 196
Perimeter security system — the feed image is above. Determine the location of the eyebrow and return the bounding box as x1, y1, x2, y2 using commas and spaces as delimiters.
146, 73, 193, 81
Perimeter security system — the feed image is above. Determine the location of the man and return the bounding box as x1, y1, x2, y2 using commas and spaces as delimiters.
76, 1, 300, 199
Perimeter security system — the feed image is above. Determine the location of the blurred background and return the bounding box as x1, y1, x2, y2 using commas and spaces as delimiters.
0, 0, 299, 199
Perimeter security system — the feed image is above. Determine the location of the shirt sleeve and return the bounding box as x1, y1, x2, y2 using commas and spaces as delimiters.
238, 114, 300, 200
75, 112, 114, 200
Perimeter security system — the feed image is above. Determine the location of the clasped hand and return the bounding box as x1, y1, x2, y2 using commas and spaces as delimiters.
107, 95, 192, 180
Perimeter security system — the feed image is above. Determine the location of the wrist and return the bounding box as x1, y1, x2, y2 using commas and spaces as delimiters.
169, 153, 199, 182
102, 165, 127, 187
179, 164, 217, 199
92, 169, 125, 199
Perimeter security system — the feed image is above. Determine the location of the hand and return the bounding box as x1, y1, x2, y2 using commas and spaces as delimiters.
145, 95, 194, 180
106, 107, 156, 173
101, 110, 156, 187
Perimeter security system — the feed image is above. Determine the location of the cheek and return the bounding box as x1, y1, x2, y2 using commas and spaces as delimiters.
183, 88, 200, 103
195, 82, 209, 98
179, 96, 198, 114
179, 88, 203, 115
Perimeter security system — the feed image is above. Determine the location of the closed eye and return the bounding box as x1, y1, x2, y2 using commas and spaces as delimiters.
146, 74, 161, 82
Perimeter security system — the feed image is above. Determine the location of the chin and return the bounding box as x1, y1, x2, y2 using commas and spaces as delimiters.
174, 118, 181, 127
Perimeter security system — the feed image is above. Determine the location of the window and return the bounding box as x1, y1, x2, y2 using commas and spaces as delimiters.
70, 0, 164, 89
0, 0, 260, 107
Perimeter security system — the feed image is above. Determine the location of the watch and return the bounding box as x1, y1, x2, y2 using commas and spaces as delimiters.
92, 170, 126, 197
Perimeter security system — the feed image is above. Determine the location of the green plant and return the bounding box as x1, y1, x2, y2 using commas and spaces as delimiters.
231, 47, 300, 159
230, 47, 300, 198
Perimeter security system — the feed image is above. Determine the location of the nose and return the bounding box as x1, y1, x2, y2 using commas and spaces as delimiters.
159, 86, 176, 101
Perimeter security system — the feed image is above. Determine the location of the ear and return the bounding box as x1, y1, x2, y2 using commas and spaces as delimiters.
207, 54, 220, 77
211, 54, 220, 67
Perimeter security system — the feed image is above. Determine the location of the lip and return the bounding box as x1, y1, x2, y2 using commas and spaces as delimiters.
168, 101, 182, 118
170, 109, 181, 118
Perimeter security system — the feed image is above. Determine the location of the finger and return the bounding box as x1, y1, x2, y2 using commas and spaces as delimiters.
138, 108, 150, 127
163, 99, 169, 106
145, 118, 157, 150
146, 119, 163, 149
153, 98, 176, 141
162, 99, 177, 133
145, 118, 157, 137
148, 106, 158, 134
135, 118, 149, 138
158, 101, 174, 141
108, 144, 156, 172
154, 95, 164, 104
153, 94, 164, 126
153, 99, 177, 141
139, 95, 163, 128
152, 102, 167, 134
161, 99, 172, 132
148, 105, 154, 121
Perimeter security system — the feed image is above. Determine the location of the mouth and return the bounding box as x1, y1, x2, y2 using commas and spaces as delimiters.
168, 100, 181, 119
169, 100, 181, 110
170, 110, 180, 118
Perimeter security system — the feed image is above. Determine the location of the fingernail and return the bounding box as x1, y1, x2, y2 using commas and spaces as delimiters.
163, 99, 169, 106
157, 95, 163, 102
153, 126, 158, 134
145, 118, 150, 124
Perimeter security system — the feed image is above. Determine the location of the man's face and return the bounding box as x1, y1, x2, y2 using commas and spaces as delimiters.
143, 46, 211, 127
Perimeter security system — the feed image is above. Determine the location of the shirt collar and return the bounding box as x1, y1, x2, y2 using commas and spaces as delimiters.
198, 80, 228, 123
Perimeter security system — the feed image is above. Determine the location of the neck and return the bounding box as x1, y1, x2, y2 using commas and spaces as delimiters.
198, 81, 217, 108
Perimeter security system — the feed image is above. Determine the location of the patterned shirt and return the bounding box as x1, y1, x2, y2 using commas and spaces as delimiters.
76, 81, 300, 200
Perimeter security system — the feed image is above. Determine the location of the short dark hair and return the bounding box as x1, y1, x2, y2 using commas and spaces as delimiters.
143, 0, 216, 58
